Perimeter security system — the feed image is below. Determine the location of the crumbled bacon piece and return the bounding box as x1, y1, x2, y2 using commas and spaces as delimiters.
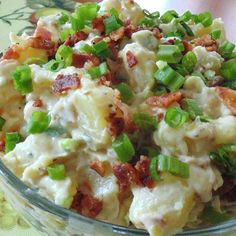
64, 31, 88, 47
92, 16, 106, 32
106, 112, 124, 137
110, 27, 125, 42
126, 51, 138, 68
98, 70, 118, 87
0, 141, 5, 152
71, 192, 103, 218
107, 41, 119, 60
2, 47, 19, 60
157, 113, 164, 122
52, 73, 81, 95
33, 98, 43, 107
146, 91, 183, 108
112, 163, 141, 192
194, 35, 217, 52
72, 53, 100, 68
90, 161, 106, 177
216, 87, 236, 115
163, 39, 175, 45
183, 40, 193, 53
34, 26, 52, 40
135, 157, 154, 188
152, 27, 163, 40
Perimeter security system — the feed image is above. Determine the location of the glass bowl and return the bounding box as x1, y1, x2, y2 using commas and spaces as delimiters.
0, 160, 236, 236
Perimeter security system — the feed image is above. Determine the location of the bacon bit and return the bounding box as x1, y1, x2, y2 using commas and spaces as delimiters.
108, 41, 119, 60
52, 73, 81, 95
183, 40, 193, 54
71, 192, 103, 218
0, 141, 5, 152
194, 35, 217, 52
92, 16, 106, 32
216, 87, 236, 115
72, 53, 100, 68
34, 26, 52, 40
112, 163, 141, 192
146, 91, 183, 108
106, 112, 124, 137
64, 31, 88, 47
98, 70, 118, 87
157, 113, 164, 122
126, 51, 138, 68
163, 39, 175, 45
124, 23, 136, 39
2, 47, 19, 60
152, 27, 163, 40
214, 177, 235, 196
33, 98, 43, 108
90, 161, 106, 177
135, 157, 154, 188
110, 27, 125, 42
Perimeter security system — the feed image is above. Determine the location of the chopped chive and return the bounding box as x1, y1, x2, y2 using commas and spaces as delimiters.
0, 117, 6, 131
27, 111, 50, 134
157, 45, 183, 64
45, 60, 64, 72
160, 10, 179, 24
88, 62, 108, 79
198, 12, 213, 27
149, 156, 162, 181
47, 164, 66, 180
60, 28, 74, 41
164, 106, 189, 128
210, 29, 222, 40
133, 113, 158, 132
5, 132, 22, 153
220, 60, 236, 80
112, 133, 135, 163
152, 85, 167, 96
180, 21, 194, 36
58, 12, 69, 25
116, 82, 134, 103
219, 40, 235, 58
11, 65, 33, 95
182, 51, 198, 73
55, 45, 73, 67
181, 98, 203, 120
104, 15, 122, 34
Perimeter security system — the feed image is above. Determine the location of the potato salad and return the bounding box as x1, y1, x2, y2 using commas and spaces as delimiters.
1, 0, 236, 235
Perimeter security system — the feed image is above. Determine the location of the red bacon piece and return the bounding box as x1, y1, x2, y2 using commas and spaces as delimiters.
112, 163, 141, 192
34, 26, 52, 40
106, 112, 124, 137
152, 27, 163, 40
126, 51, 138, 68
0, 141, 5, 152
2, 47, 19, 60
71, 192, 103, 218
135, 157, 154, 188
90, 161, 106, 177
183, 40, 193, 54
110, 27, 125, 42
72, 53, 100, 68
33, 98, 43, 108
52, 73, 81, 95
92, 16, 105, 32
146, 91, 183, 108
64, 31, 88, 47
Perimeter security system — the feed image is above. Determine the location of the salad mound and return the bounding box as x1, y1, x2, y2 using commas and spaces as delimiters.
1, 0, 236, 235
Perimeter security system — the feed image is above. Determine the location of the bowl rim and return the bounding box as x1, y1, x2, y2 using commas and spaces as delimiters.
1, 159, 236, 235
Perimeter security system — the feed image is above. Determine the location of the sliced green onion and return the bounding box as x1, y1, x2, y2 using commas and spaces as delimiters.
222, 80, 236, 90
70, 14, 83, 31
58, 12, 69, 25
133, 113, 158, 132
140, 146, 160, 158
173, 64, 189, 76
11, 65, 33, 95
158, 154, 190, 178
154, 65, 185, 92
116, 82, 134, 103
174, 40, 185, 52
55, 45, 73, 67
179, 10, 192, 22
60, 28, 74, 41
210, 29, 222, 40
220, 60, 236, 80
112, 133, 135, 163
181, 98, 203, 120
201, 206, 231, 225
157, 45, 183, 64
166, 30, 184, 38
0, 117, 6, 131
80, 44, 96, 54
182, 51, 198, 73
160, 10, 179, 24
24, 57, 48, 65
210, 145, 236, 176
27, 111, 50, 134
165, 106, 189, 128
110, 8, 119, 19
88, 62, 108, 79
60, 138, 83, 152
104, 15, 122, 34
144, 10, 160, 19
180, 22, 194, 37
149, 157, 162, 181
47, 164, 66, 180
93, 40, 110, 59
5, 132, 22, 153
198, 12, 213, 27
45, 60, 64, 72
219, 40, 235, 58
152, 85, 167, 96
